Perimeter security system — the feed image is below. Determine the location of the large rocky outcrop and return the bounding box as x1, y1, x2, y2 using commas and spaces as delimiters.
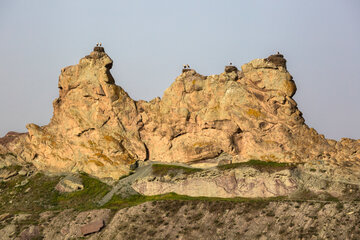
133, 166, 298, 198
131, 161, 360, 200
4, 47, 147, 179
137, 55, 359, 168
1, 49, 360, 179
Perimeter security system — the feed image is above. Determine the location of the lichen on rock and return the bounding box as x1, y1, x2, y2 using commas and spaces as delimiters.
4, 47, 147, 179
1, 49, 359, 180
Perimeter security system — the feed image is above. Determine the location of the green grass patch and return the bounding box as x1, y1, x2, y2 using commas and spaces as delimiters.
0, 171, 111, 214
0, 164, 22, 172
217, 159, 294, 172
0, 172, 61, 214
56, 173, 111, 210
152, 164, 202, 177
104, 192, 288, 210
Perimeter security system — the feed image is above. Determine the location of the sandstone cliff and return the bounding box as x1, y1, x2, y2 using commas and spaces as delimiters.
3, 48, 147, 179
1, 48, 359, 179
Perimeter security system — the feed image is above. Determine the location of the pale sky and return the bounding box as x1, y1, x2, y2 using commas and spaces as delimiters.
0, 0, 359, 140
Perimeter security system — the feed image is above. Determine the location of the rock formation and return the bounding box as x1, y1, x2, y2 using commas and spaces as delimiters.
3, 47, 147, 179
1, 50, 360, 180
133, 166, 298, 198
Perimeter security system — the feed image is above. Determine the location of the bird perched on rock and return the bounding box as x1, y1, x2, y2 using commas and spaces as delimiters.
183, 64, 187, 69
187, 64, 190, 68
99, 42, 102, 47
96, 42, 99, 47
229, 62, 232, 66
277, 51, 280, 55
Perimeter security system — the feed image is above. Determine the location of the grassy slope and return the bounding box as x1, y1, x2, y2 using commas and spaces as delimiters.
217, 159, 295, 171
151, 164, 202, 177
103, 192, 287, 210
0, 160, 342, 216
0, 172, 110, 214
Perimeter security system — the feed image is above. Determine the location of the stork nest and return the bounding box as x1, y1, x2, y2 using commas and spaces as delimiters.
265, 54, 287, 69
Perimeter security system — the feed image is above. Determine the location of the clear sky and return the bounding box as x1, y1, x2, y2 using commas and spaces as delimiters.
0, 0, 359, 140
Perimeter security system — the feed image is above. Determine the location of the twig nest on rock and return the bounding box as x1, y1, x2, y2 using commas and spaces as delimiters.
225, 65, 238, 73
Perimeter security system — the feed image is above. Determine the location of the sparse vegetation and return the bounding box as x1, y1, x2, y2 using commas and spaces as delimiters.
1, 162, 360, 240
217, 159, 294, 172
0, 164, 22, 172
104, 192, 287, 210
0, 171, 110, 214
336, 202, 344, 210
152, 164, 202, 177
56, 172, 111, 210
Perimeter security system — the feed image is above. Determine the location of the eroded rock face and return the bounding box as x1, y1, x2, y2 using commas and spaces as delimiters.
132, 167, 298, 198
5, 48, 147, 179
131, 162, 360, 200
2, 50, 359, 179
137, 55, 344, 167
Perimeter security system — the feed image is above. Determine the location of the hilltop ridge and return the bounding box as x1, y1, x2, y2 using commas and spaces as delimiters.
1, 47, 360, 239
0, 47, 359, 180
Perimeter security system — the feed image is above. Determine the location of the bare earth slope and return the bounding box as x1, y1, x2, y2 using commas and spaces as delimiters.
92, 201, 360, 240
1, 200, 359, 240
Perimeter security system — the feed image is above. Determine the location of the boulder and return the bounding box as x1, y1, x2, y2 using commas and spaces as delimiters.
17, 226, 41, 240
80, 220, 104, 236
55, 174, 84, 193
0, 224, 16, 240
18, 169, 27, 176
41, 209, 111, 239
